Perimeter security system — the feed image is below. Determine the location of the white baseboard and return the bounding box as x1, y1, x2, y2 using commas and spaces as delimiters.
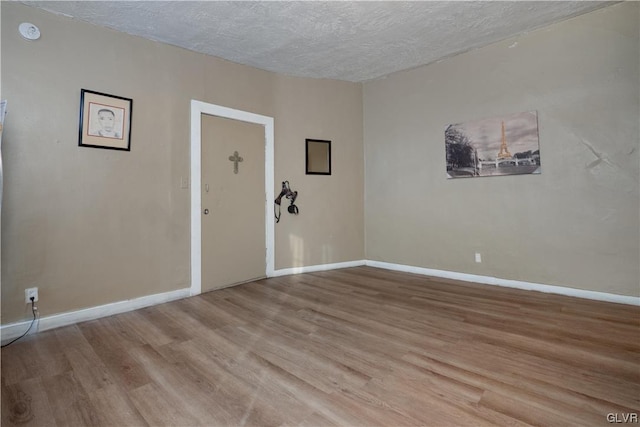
3, 259, 636, 343
366, 260, 640, 306
1, 260, 368, 342
1, 287, 191, 344
271, 260, 366, 277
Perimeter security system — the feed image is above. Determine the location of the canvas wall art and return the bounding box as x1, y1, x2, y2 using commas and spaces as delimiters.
445, 111, 540, 179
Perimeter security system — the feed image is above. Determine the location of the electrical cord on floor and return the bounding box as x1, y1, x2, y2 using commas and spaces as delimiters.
1, 298, 38, 348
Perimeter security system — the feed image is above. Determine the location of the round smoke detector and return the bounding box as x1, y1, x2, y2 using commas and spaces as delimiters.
19, 22, 41, 41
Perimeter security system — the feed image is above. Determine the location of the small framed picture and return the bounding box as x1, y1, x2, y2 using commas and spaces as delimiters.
78, 89, 132, 151
305, 138, 331, 175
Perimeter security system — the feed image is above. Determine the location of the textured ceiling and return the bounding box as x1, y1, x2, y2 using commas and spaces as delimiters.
23, 1, 614, 82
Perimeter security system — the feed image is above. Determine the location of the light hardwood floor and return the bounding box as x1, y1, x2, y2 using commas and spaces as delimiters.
2, 266, 639, 426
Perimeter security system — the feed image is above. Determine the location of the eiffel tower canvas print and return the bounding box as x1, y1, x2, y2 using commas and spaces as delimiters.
445, 111, 541, 179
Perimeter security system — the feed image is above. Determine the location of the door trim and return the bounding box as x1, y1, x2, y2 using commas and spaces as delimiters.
190, 100, 274, 296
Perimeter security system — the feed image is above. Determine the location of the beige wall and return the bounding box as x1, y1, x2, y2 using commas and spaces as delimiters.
364, 3, 639, 297
1, 3, 364, 324
272, 76, 364, 269
2, 2, 637, 327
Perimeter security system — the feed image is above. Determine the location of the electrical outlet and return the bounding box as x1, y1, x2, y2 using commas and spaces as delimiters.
475, 253, 482, 263
25, 287, 38, 303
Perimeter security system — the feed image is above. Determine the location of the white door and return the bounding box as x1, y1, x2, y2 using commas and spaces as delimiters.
201, 114, 265, 292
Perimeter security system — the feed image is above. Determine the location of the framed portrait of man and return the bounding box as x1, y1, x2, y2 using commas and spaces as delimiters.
78, 89, 133, 151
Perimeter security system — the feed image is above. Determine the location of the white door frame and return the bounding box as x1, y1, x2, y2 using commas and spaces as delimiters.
190, 100, 275, 296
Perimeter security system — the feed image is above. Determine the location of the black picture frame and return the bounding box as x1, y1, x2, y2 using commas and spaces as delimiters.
305, 139, 331, 175
78, 89, 133, 151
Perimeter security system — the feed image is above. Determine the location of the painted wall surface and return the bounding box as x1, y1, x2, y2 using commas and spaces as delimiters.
1, 3, 364, 324
272, 75, 364, 269
364, 3, 639, 297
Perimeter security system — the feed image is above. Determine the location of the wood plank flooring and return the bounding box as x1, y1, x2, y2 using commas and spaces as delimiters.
2, 266, 639, 426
